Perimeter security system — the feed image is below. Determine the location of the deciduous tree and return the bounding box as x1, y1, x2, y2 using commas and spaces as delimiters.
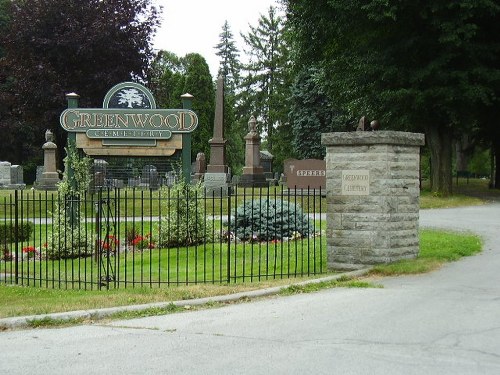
285, 0, 500, 195
0, 0, 160, 168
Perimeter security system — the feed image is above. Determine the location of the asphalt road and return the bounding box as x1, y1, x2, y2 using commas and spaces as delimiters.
1, 204, 500, 375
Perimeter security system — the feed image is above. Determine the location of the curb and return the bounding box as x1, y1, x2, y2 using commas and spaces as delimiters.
0, 269, 371, 330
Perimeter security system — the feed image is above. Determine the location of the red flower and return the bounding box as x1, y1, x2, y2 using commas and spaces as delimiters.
22, 246, 36, 253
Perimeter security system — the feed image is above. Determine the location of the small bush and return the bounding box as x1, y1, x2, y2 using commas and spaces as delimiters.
1, 247, 12, 261
125, 227, 140, 245
157, 180, 213, 248
0, 222, 34, 242
45, 200, 92, 260
231, 198, 311, 241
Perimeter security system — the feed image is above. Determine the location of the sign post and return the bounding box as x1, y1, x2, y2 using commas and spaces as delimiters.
59, 83, 198, 186
181, 93, 194, 183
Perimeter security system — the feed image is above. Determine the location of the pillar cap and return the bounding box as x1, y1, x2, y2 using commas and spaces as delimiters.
321, 131, 425, 147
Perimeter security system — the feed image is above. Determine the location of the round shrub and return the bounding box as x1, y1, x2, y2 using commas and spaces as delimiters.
231, 198, 311, 241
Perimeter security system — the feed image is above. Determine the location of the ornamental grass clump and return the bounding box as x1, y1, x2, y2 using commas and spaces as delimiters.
231, 198, 312, 242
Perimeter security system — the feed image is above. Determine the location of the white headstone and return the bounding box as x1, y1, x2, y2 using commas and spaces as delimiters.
0, 162, 12, 185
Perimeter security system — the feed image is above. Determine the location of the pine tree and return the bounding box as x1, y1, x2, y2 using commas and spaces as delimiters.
239, 6, 290, 157
215, 21, 241, 95
214, 21, 245, 173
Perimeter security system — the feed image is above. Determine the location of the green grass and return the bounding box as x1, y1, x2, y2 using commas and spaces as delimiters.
370, 229, 482, 276
0, 229, 482, 320
278, 276, 382, 295
420, 177, 500, 209
0, 186, 325, 218
0, 179, 491, 323
1, 235, 327, 289
420, 190, 484, 209
0, 277, 320, 319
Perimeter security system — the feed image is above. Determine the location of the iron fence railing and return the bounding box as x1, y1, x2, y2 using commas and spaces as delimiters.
0, 186, 326, 290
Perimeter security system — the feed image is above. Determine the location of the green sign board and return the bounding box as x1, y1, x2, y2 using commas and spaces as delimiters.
60, 108, 198, 137
60, 81, 196, 183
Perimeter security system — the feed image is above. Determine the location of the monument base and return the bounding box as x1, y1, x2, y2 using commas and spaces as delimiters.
36, 172, 60, 191
238, 173, 268, 188
0, 184, 26, 190
203, 172, 230, 197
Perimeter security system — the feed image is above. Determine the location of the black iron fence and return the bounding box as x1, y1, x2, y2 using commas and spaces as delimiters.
0, 186, 326, 290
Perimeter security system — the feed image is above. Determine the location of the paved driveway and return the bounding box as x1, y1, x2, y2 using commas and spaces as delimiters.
1, 204, 500, 375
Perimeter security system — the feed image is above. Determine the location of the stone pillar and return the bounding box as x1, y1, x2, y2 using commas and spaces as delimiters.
38, 130, 60, 191
204, 76, 230, 196
321, 131, 425, 270
239, 116, 267, 187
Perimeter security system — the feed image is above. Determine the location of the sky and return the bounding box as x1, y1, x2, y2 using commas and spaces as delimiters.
152, 0, 280, 77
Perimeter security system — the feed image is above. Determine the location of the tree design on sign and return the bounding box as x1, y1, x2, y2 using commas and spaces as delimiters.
117, 88, 144, 108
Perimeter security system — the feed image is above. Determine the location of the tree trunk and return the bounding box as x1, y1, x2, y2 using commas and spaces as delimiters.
493, 139, 500, 189
455, 134, 472, 173
425, 124, 453, 196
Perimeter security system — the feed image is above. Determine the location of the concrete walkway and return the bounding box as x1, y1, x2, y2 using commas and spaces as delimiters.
1, 204, 500, 374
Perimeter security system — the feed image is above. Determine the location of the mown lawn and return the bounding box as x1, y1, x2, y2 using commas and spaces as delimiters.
0, 228, 482, 319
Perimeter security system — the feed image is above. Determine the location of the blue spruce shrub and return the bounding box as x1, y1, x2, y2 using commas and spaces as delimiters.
231, 199, 311, 241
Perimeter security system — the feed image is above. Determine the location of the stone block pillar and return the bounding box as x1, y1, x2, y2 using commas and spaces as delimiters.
321, 131, 425, 270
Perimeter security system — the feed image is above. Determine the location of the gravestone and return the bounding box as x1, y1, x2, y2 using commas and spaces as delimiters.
35, 166, 44, 185
142, 165, 159, 190
0, 162, 26, 189
37, 129, 60, 190
321, 131, 425, 270
10, 165, 24, 185
0, 162, 11, 185
283, 159, 326, 190
238, 116, 267, 187
260, 150, 274, 173
204, 76, 230, 195
91, 159, 108, 191
192, 152, 206, 182
164, 171, 176, 187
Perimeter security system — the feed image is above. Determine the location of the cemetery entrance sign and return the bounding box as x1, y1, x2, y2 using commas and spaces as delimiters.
59, 82, 198, 181
60, 108, 198, 140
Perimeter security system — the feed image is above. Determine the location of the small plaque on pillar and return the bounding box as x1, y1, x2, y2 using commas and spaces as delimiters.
341, 170, 370, 196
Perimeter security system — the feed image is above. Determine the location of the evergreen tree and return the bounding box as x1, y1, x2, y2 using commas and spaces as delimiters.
289, 66, 347, 159
214, 21, 245, 173
239, 6, 291, 158
215, 21, 241, 94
